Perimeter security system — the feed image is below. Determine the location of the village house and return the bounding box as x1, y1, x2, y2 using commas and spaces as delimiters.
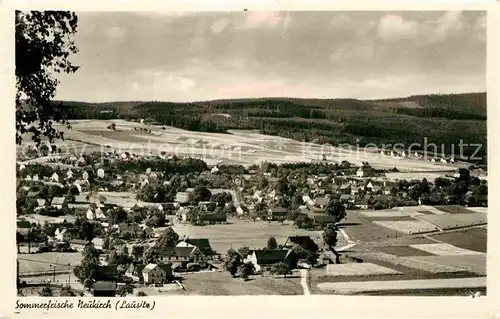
74, 179, 90, 192
356, 198, 370, 210
268, 207, 288, 221
69, 239, 94, 252
54, 228, 71, 242
51, 196, 68, 209
50, 172, 59, 183
175, 192, 190, 205
92, 237, 105, 250
35, 198, 47, 211
125, 263, 146, 282
156, 246, 206, 266
314, 196, 329, 209
340, 194, 355, 204
176, 238, 213, 256
115, 223, 141, 236
247, 249, 298, 272
142, 263, 174, 284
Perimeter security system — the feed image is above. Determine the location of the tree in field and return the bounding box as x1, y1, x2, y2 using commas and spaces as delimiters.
237, 262, 254, 281
237, 246, 250, 259
73, 245, 99, 290
142, 247, 160, 264
131, 245, 145, 262
266, 237, 278, 250
16, 11, 79, 145
155, 227, 179, 248
325, 198, 346, 223
322, 224, 340, 264
270, 262, 292, 278
224, 250, 242, 277
192, 185, 212, 203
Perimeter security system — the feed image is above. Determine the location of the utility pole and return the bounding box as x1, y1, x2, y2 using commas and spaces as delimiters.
68, 263, 71, 285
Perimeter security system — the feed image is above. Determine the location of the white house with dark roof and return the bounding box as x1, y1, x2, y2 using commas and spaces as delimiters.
51, 173, 59, 183
51, 197, 68, 209
54, 228, 71, 242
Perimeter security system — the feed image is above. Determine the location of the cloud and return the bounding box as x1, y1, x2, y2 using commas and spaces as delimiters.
377, 14, 418, 41
330, 41, 375, 63
104, 26, 126, 39
211, 18, 231, 34
239, 12, 288, 29
131, 70, 195, 93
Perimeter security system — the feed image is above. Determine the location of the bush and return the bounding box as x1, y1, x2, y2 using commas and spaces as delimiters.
136, 291, 147, 296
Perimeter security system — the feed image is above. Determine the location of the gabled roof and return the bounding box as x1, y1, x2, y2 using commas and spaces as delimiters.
36, 199, 47, 207
340, 194, 355, 200
253, 249, 292, 264
69, 239, 92, 246
156, 246, 196, 258
285, 236, 315, 247
185, 238, 212, 251
127, 263, 145, 276
314, 197, 329, 206
51, 196, 67, 205
269, 207, 288, 213
142, 263, 158, 274
27, 191, 40, 198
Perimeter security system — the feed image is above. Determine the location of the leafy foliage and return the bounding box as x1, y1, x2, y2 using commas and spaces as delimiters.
16, 11, 79, 145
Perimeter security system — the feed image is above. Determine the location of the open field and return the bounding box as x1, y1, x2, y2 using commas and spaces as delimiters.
326, 263, 401, 276
355, 251, 467, 273
18, 252, 81, 274
340, 212, 408, 242
372, 220, 439, 234
434, 205, 478, 214
172, 218, 326, 253
360, 210, 412, 218
16, 119, 467, 171
415, 213, 487, 230
428, 228, 487, 253
160, 271, 303, 295
316, 277, 486, 294
408, 243, 484, 256
374, 245, 436, 257
412, 255, 486, 275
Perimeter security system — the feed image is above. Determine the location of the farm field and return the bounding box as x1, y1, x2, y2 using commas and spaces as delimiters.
23, 119, 467, 172
172, 218, 326, 253
161, 271, 303, 295
415, 213, 487, 230
326, 263, 402, 276
316, 277, 486, 294
434, 205, 478, 214
412, 255, 486, 275
374, 245, 436, 257
372, 220, 439, 234
428, 228, 487, 253
408, 243, 484, 256
340, 211, 408, 242
18, 252, 82, 274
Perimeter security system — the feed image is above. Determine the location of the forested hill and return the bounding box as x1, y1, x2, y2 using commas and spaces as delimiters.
56, 92, 487, 163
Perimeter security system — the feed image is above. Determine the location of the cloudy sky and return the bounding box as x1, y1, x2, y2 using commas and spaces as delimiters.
54, 10, 486, 102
